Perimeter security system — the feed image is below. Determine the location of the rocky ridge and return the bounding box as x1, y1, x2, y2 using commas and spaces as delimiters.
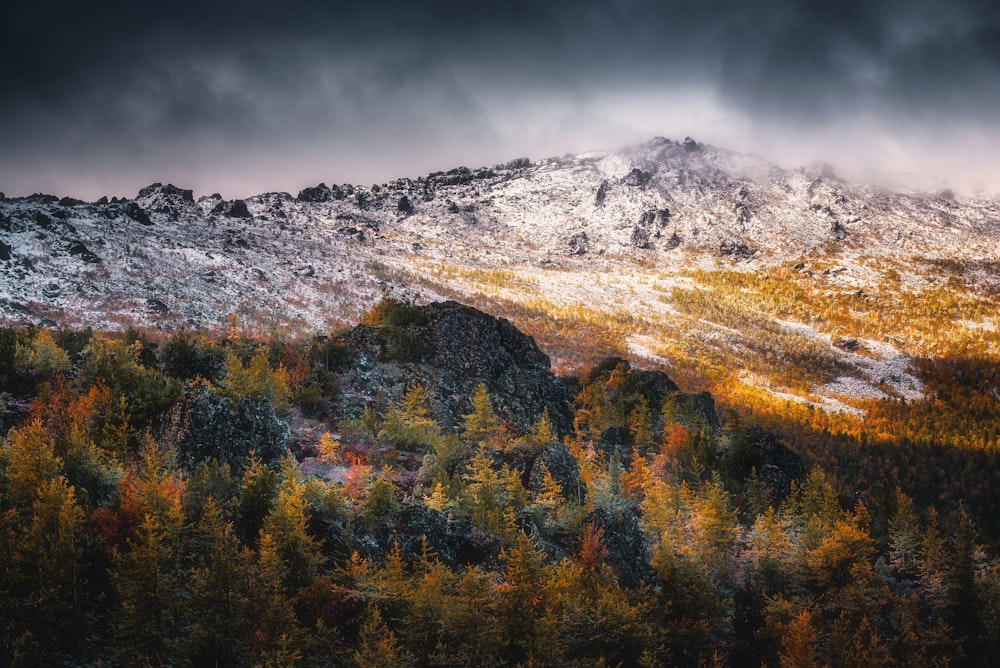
1, 137, 997, 330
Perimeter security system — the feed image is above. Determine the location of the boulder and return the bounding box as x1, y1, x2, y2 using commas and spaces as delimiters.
33, 212, 53, 230
67, 240, 102, 264
345, 301, 574, 434
594, 180, 610, 206
125, 202, 153, 225
397, 196, 415, 214
159, 384, 290, 470
621, 168, 652, 187
568, 232, 589, 255
226, 199, 252, 218
529, 440, 584, 503
830, 219, 849, 241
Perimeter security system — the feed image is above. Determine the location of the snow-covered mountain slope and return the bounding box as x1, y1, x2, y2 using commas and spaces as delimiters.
3, 137, 1000, 415
2, 136, 996, 330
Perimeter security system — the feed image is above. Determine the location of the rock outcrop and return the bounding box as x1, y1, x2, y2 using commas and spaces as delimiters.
159, 384, 290, 470
344, 300, 574, 434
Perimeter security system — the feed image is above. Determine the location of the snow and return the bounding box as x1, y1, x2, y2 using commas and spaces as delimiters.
0, 136, 996, 419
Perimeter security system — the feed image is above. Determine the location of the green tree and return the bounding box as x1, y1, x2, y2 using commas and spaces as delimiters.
463, 383, 501, 447
353, 606, 414, 668
13, 329, 71, 381
219, 348, 290, 412
183, 498, 253, 666
259, 461, 325, 594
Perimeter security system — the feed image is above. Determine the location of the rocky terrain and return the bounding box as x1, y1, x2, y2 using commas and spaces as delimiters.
2, 137, 997, 330
2, 137, 1000, 414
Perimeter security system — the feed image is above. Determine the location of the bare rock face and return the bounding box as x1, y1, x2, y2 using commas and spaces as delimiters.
125, 202, 153, 226
225, 199, 252, 218
621, 168, 652, 187
344, 301, 574, 434
586, 506, 649, 587
529, 440, 584, 502
135, 183, 198, 220
159, 384, 290, 470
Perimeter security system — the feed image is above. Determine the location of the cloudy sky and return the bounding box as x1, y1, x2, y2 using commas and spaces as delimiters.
2, 0, 999, 198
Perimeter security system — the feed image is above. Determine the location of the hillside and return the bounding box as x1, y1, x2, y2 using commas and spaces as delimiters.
1, 302, 994, 666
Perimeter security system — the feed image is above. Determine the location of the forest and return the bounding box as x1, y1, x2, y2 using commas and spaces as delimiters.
2, 302, 1000, 667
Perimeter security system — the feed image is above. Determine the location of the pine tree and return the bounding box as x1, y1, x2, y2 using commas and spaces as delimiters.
354, 607, 414, 668
628, 396, 654, 454
112, 511, 185, 664
888, 487, 921, 581
779, 609, 821, 668
259, 462, 325, 594
183, 498, 252, 666
464, 383, 500, 447
13, 329, 71, 380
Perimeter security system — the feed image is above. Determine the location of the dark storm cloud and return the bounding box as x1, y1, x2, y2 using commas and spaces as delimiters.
2, 1, 1000, 198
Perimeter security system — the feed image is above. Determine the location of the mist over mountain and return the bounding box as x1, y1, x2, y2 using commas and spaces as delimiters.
3, 1, 1000, 198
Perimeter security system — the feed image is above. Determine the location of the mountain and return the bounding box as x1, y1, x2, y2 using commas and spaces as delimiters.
2, 137, 999, 420
4, 140, 1000, 666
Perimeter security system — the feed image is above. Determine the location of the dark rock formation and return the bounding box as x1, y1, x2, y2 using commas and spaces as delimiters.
586, 507, 649, 587
640, 208, 671, 228
297, 183, 333, 202
397, 196, 414, 214
735, 202, 752, 225
830, 219, 849, 241
582, 357, 680, 407
345, 301, 574, 434
834, 337, 859, 351
125, 202, 153, 225
147, 298, 169, 314
671, 391, 721, 430
159, 384, 289, 470
529, 440, 584, 503
720, 240, 757, 261
621, 168, 652, 187
59, 196, 86, 207
138, 183, 194, 202
0, 241, 11, 262
631, 227, 652, 249
226, 200, 252, 218
67, 240, 101, 264
682, 136, 701, 153
595, 180, 610, 206
568, 232, 589, 255
33, 212, 53, 230
720, 424, 804, 504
